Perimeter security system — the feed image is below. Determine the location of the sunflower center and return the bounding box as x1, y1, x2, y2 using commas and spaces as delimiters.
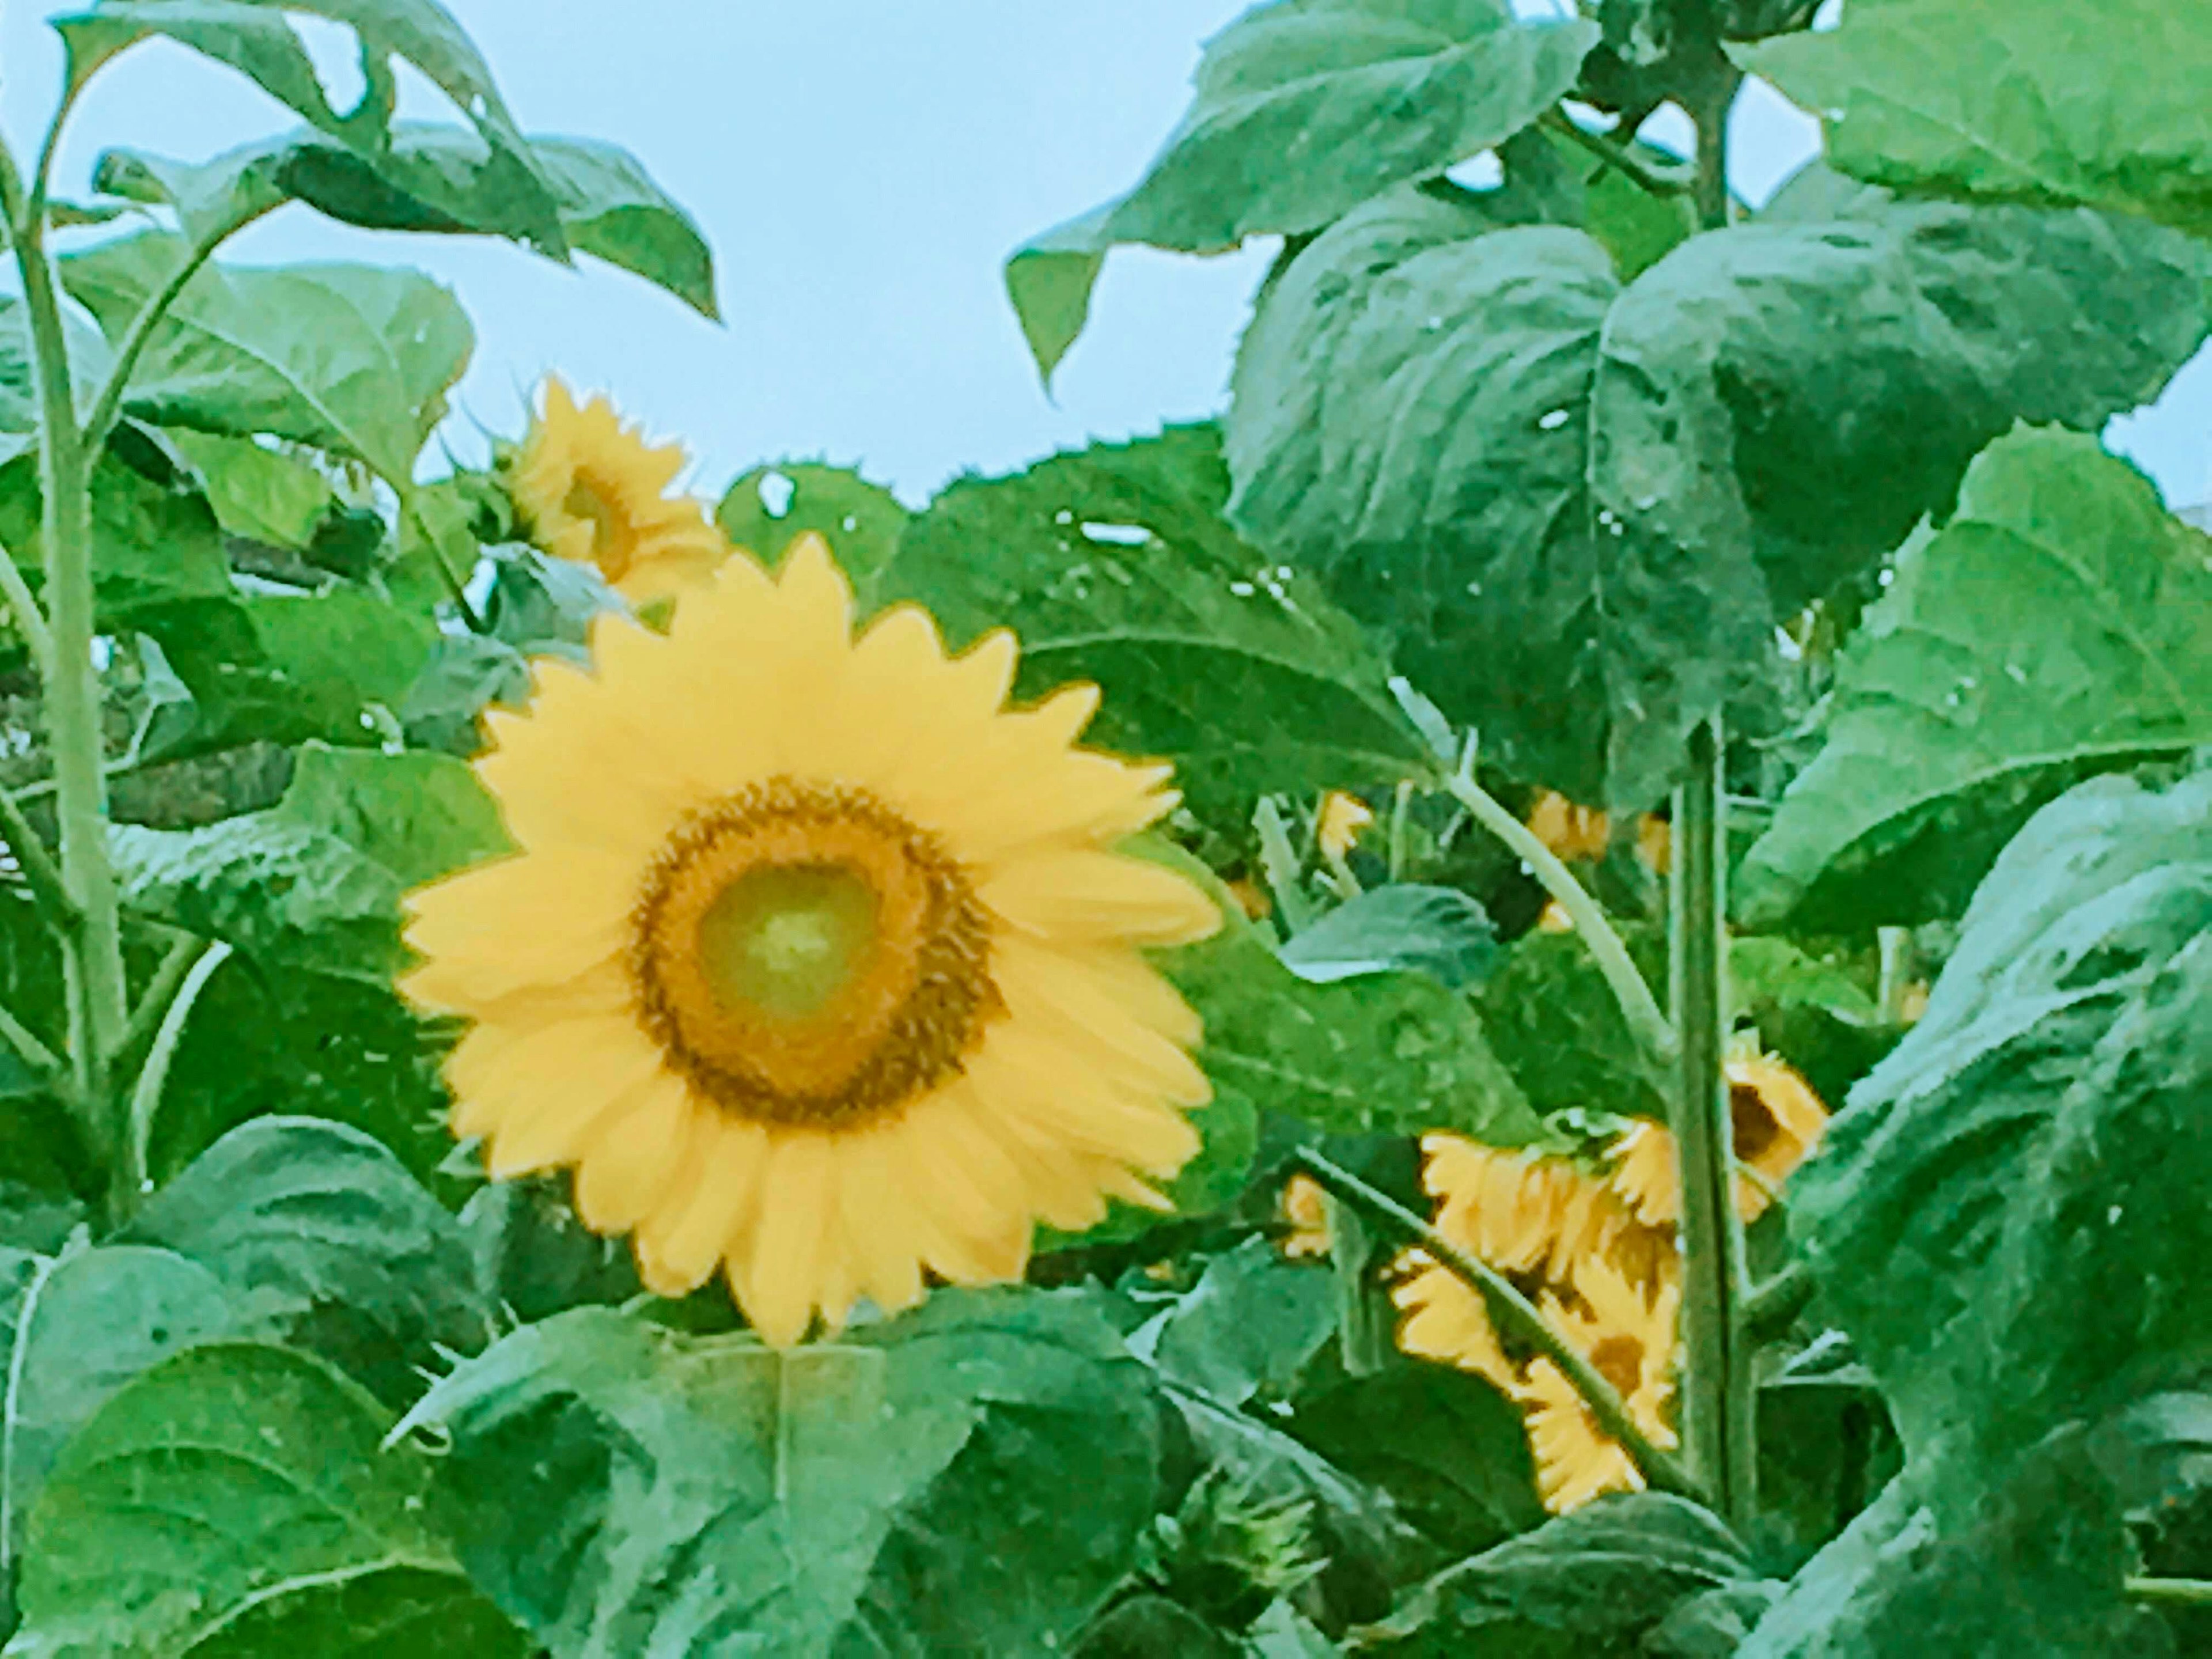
562, 477, 626, 576
1590, 1335, 1645, 1400
629, 779, 998, 1130
1730, 1082, 1781, 1162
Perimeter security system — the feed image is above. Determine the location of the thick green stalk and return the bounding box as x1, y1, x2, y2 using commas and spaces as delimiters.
0, 140, 127, 1162
1671, 717, 1754, 1522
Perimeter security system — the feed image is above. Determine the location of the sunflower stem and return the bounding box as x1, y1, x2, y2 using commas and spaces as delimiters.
1, 128, 127, 1189
0, 775, 78, 934
118, 940, 230, 1217
1438, 762, 1675, 1067
1743, 1262, 1815, 1348
2127, 1577, 2212, 1608
1289, 1147, 1708, 1506
1671, 715, 1755, 1526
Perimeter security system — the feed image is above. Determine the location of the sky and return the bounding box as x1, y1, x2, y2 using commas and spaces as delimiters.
1, 0, 2205, 510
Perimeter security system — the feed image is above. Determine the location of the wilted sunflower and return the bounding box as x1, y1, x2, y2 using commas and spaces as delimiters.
1607, 1047, 1830, 1228
1316, 790, 1374, 859
1525, 789, 1670, 874
1518, 1258, 1680, 1514
403, 536, 1221, 1344
509, 376, 728, 604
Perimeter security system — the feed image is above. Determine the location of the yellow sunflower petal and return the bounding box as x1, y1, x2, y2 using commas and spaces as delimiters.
982, 849, 1222, 945
571, 1078, 695, 1235
737, 1134, 836, 1346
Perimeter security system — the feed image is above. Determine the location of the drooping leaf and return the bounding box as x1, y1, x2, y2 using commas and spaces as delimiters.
120, 1117, 495, 1406
60, 233, 475, 487
1373, 1493, 1767, 1657
96, 126, 715, 317
52, 0, 564, 253
165, 429, 336, 550
9, 1342, 527, 1658
399, 1291, 1159, 1657
400, 631, 531, 755
1278, 884, 1498, 988
0, 1244, 239, 1574
1143, 1238, 1338, 1410
1224, 170, 2212, 805
875, 425, 1431, 825
1790, 768, 2212, 1499
481, 544, 625, 651
1005, 0, 1598, 378
1172, 896, 1543, 1145
718, 460, 907, 582
1740, 427, 2212, 930
1744, 0, 2212, 241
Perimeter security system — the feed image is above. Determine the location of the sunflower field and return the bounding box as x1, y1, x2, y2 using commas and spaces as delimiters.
0, 0, 2208, 1653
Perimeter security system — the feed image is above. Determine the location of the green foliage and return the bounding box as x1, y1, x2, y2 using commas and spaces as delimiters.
1741, 427, 2212, 930
9, 1342, 527, 1658
1745, 0, 2212, 239
402, 1290, 1160, 1657
1225, 169, 2212, 805
165, 431, 335, 551
1278, 885, 1499, 989
1478, 925, 1666, 1124
1007, 0, 1599, 378
718, 460, 907, 582
875, 425, 1431, 825
1142, 1238, 1338, 1409
60, 236, 474, 487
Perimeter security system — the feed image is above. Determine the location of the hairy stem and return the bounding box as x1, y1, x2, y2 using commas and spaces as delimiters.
0, 776, 77, 931
1439, 762, 1675, 1066
1291, 1148, 1707, 1505
0, 532, 53, 668
2127, 1577, 2212, 1608
1671, 716, 1754, 1523
1539, 108, 1695, 198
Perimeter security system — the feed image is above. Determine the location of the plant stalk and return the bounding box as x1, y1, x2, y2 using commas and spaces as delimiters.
1671, 715, 1754, 1524
120, 940, 230, 1215
1291, 1147, 1707, 1506
0, 777, 77, 931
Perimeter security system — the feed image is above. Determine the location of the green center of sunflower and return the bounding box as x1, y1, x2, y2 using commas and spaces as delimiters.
697, 864, 880, 1020
562, 477, 623, 573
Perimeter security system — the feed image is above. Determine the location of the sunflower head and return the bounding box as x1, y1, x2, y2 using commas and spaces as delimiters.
509, 376, 728, 605
1525, 790, 1609, 863
1279, 1174, 1332, 1260
402, 536, 1222, 1345
1604, 1046, 1831, 1227
1518, 1258, 1681, 1514
1316, 790, 1374, 859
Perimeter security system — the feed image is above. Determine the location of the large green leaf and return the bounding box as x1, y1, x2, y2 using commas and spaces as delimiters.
875, 425, 1430, 824
398, 1290, 1159, 1657
1790, 767, 2212, 1501
120, 1118, 494, 1406
0, 1244, 239, 1576
1744, 0, 2212, 241
1373, 1493, 1767, 1657
96, 127, 715, 317
1476, 925, 1668, 1125
1278, 884, 1499, 989
0, 449, 232, 625
718, 460, 907, 583
52, 0, 563, 253
7, 1342, 527, 1658
166, 430, 336, 550
60, 233, 474, 486
1006, 0, 1597, 378
1740, 427, 2212, 930
1172, 897, 1543, 1145
1225, 169, 2212, 805
1142, 1237, 1338, 1410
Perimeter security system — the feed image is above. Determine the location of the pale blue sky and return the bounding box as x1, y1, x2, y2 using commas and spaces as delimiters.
2, 1, 2205, 509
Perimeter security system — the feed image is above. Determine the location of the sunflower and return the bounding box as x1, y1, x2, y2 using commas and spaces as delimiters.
402, 536, 1221, 1345
1605, 1047, 1831, 1228
1316, 790, 1374, 859
1525, 789, 1670, 874
1279, 1174, 1333, 1260
1517, 1257, 1681, 1514
1393, 1135, 1672, 1387
509, 376, 728, 604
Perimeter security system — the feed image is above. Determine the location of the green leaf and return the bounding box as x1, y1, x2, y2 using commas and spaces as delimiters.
1224, 171, 2212, 805
0, 296, 115, 468
9, 1342, 527, 1658
1005, 0, 1598, 378
120, 1117, 495, 1407
97, 126, 715, 317
717, 460, 907, 584
1172, 896, 1543, 1143
141, 589, 440, 760
166, 430, 336, 550
60, 233, 474, 487
1278, 884, 1498, 988
399, 632, 531, 755
1790, 767, 2212, 1499
1, 1244, 239, 1575
482, 544, 624, 650
875, 425, 1431, 825
54, 0, 564, 254
1726, 937, 1877, 1027
1476, 925, 1668, 1125
1374, 1493, 1765, 1657
1740, 427, 2212, 930
1743, 0, 2212, 241
400, 1290, 1159, 1657
110, 743, 507, 981
1143, 1238, 1337, 1409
